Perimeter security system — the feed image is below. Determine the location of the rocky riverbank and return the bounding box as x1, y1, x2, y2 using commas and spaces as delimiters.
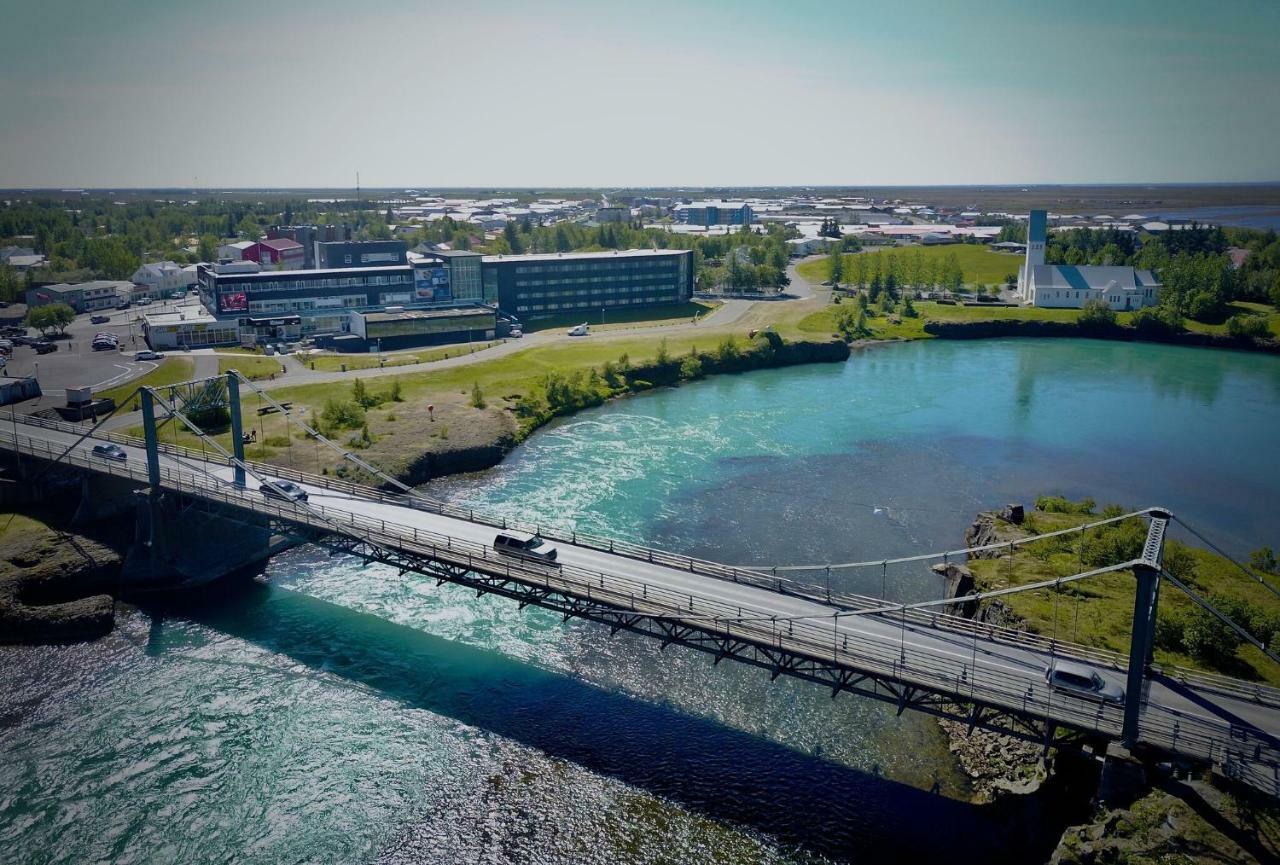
0, 508, 125, 644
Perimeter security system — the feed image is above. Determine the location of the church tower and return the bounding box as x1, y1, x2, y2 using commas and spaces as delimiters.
1020, 209, 1047, 299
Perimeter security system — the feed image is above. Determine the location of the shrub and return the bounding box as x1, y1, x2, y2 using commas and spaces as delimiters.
1035, 495, 1095, 515
470, 381, 486, 409
1078, 298, 1118, 329
1226, 313, 1271, 339
321, 398, 366, 430
679, 355, 703, 380
715, 336, 741, 363
351, 378, 381, 408
1182, 603, 1243, 664
388, 379, 404, 402
655, 338, 671, 365
1130, 306, 1184, 336
1250, 547, 1277, 574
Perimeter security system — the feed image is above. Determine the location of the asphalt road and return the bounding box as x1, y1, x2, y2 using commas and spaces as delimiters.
4, 295, 208, 402
12, 416, 1279, 778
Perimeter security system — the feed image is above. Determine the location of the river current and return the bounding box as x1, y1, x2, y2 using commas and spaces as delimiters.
2, 338, 1278, 863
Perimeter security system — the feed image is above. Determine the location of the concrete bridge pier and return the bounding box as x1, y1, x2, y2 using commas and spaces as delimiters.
119, 491, 303, 590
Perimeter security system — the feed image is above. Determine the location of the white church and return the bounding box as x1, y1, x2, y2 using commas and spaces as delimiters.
1018, 210, 1162, 310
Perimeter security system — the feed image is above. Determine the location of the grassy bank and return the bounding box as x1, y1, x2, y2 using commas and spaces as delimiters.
94, 356, 195, 408
217, 355, 285, 381
132, 326, 844, 483
302, 342, 500, 372
797, 245, 1021, 287
968, 500, 1280, 686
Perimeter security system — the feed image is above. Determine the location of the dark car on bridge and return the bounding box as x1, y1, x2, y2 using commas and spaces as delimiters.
1044, 660, 1125, 704
493, 531, 559, 564
90, 443, 127, 462
260, 479, 308, 503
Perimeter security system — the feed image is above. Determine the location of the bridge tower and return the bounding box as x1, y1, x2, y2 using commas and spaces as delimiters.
1122, 510, 1170, 748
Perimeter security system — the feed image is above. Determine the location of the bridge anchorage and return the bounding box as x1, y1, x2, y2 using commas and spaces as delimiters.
2, 369, 1278, 798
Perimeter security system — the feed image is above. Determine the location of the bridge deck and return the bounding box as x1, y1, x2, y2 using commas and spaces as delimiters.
4, 416, 1278, 796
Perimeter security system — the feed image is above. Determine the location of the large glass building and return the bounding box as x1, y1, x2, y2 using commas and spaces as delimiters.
480, 249, 693, 319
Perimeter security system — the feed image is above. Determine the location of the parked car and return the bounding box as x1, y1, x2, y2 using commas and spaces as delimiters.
34, 341, 57, 354
509, 326, 523, 338
92, 340, 117, 352
90, 315, 111, 324
1043, 660, 1125, 704
567, 323, 590, 337
493, 530, 559, 563
260, 479, 308, 503
134, 350, 164, 361
136, 297, 152, 306
90, 443, 128, 462
116, 301, 131, 310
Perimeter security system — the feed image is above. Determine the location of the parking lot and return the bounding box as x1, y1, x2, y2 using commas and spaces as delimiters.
3, 294, 206, 404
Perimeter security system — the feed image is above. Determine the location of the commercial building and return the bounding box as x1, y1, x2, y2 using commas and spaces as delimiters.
142, 309, 240, 349
480, 249, 693, 319
1018, 210, 1161, 309
349, 306, 496, 351
242, 238, 305, 270
315, 240, 408, 270
416, 249, 486, 303
26, 280, 131, 312
674, 200, 754, 227
595, 206, 630, 223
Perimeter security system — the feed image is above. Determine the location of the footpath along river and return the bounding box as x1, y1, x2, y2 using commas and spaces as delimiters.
2, 338, 1278, 863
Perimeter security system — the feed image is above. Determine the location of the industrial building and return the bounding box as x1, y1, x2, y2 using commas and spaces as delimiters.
674, 200, 754, 227
1018, 210, 1162, 310
480, 249, 693, 318
349, 306, 496, 351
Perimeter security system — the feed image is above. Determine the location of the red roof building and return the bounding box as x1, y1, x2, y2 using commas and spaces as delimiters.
243, 238, 304, 270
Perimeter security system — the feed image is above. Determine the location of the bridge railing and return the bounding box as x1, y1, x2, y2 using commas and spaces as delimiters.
12, 415, 1280, 713
5, 427, 1278, 792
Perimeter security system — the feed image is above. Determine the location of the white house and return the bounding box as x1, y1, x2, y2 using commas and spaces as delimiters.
1018, 210, 1161, 310
130, 260, 190, 300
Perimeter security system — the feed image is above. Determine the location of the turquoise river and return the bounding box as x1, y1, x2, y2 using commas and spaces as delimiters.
2, 338, 1279, 864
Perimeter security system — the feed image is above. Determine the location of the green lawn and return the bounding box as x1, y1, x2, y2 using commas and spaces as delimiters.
218, 355, 285, 381
797, 244, 1022, 287
1179, 301, 1280, 337
968, 509, 1280, 686
302, 342, 500, 372
520, 301, 719, 334
94, 356, 196, 409
798, 299, 1085, 341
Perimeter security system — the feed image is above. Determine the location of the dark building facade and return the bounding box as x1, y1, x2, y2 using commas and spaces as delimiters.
268, 224, 353, 268
480, 249, 693, 319
315, 240, 408, 270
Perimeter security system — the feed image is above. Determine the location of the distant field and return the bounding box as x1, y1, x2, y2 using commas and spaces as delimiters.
797, 245, 1023, 287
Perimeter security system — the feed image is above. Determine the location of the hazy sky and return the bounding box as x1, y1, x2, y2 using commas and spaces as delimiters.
2, 0, 1278, 187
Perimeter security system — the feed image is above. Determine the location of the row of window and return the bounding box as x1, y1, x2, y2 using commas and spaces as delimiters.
515, 295, 679, 313
216, 274, 412, 293
515, 284, 680, 300
513, 274, 678, 288
511, 260, 679, 275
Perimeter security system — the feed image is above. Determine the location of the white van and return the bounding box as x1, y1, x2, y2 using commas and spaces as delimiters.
493, 530, 559, 563
567, 323, 589, 337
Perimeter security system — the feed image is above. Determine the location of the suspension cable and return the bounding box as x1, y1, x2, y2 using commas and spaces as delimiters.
1161, 569, 1280, 668
1172, 515, 1280, 601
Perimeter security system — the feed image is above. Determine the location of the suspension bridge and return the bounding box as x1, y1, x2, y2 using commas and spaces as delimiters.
3, 370, 1278, 797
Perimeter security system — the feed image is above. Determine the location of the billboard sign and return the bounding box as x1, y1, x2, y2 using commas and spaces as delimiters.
414, 263, 451, 303
219, 291, 247, 313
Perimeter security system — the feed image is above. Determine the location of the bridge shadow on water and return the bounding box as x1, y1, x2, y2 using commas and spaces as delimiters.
140, 576, 1092, 865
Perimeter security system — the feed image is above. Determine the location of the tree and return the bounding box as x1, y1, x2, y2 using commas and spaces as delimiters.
470, 381, 486, 409
851, 254, 867, 290
26, 303, 75, 335
0, 264, 19, 302
827, 247, 844, 285
503, 222, 524, 254
197, 234, 218, 263
1249, 547, 1277, 574
1226, 313, 1271, 339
